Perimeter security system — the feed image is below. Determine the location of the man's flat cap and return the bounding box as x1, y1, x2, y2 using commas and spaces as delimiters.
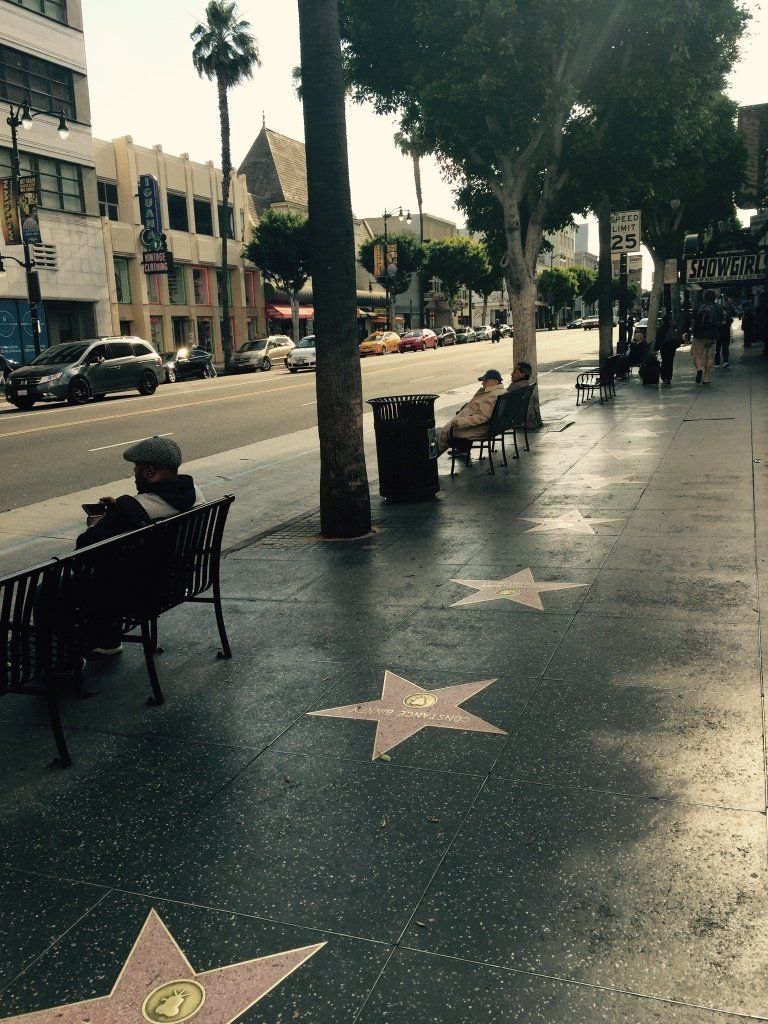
123, 436, 182, 469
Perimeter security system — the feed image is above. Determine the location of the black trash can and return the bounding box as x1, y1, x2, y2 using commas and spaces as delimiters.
368, 394, 440, 502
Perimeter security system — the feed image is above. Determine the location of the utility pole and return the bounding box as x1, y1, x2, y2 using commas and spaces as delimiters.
618, 252, 628, 353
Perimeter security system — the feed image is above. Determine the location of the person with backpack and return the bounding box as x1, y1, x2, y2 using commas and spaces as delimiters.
691, 289, 723, 385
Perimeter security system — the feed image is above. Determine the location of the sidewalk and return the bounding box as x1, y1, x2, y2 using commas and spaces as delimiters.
1, 340, 767, 1022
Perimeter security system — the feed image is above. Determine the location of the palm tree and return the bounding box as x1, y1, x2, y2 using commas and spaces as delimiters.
191, 1, 260, 373
297, 0, 371, 538
395, 129, 429, 326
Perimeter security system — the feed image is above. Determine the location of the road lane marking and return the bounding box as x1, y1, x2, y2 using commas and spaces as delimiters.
409, 376, 436, 382
301, 401, 317, 407
89, 432, 173, 453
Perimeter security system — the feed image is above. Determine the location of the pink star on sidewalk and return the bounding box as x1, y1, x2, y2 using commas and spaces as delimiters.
307, 670, 506, 760
0, 910, 324, 1024
451, 567, 587, 610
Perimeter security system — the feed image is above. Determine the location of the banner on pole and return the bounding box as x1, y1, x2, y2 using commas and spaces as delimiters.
19, 177, 41, 245
0, 177, 21, 245
373, 243, 384, 278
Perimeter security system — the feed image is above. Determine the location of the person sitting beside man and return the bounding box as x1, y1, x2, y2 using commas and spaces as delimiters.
507, 360, 533, 392
437, 370, 506, 455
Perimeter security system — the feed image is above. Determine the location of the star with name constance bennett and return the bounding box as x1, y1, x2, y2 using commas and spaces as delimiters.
0, 910, 324, 1024
519, 509, 621, 535
450, 567, 587, 610
307, 670, 506, 760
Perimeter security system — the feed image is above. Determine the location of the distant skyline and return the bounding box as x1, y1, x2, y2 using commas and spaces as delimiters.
82, 0, 766, 249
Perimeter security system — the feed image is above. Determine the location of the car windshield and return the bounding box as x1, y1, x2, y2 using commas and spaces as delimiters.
297, 337, 315, 349
241, 340, 267, 352
30, 343, 89, 366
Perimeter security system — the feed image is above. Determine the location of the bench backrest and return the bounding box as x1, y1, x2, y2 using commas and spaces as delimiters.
488, 383, 536, 437
0, 495, 234, 696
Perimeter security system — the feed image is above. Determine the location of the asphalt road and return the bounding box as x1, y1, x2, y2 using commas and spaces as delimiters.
0, 329, 600, 510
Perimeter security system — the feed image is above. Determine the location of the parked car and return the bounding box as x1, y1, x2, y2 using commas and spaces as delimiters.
0, 354, 18, 379
581, 316, 600, 330
359, 330, 401, 356
5, 338, 165, 410
399, 328, 438, 353
161, 346, 216, 383
474, 326, 493, 341
231, 335, 294, 373
632, 317, 665, 343
455, 327, 477, 344
565, 317, 583, 329
500, 324, 513, 337
287, 335, 317, 372
435, 327, 457, 347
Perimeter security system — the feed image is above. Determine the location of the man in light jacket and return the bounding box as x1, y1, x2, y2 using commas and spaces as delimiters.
437, 369, 506, 455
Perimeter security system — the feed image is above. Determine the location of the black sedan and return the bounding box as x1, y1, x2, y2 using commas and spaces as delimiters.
161, 347, 217, 383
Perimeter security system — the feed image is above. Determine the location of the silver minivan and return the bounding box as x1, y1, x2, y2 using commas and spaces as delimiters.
231, 335, 295, 372
5, 337, 166, 410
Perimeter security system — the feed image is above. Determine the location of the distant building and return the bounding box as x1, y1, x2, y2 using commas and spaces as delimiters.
0, 0, 111, 361
94, 136, 265, 361
574, 222, 598, 317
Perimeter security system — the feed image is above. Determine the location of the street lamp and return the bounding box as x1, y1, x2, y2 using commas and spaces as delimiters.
4, 98, 70, 357
382, 205, 411, 330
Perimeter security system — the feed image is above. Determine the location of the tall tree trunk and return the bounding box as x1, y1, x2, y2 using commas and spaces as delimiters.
507, 270, 541, 426
298, 0, 371, 538
217, 77, 233, 373
597, 197, 614, 363
482, 295, 488, 325
290, 291, 301, 344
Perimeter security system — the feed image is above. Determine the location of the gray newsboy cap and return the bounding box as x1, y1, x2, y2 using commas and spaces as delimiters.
123, 436, 182, 469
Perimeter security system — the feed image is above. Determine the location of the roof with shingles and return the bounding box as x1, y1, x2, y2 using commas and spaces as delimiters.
238, 126, 308, 214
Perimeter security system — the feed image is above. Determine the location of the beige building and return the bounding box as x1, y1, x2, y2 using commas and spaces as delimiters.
94, 136, 265, 361
0, 0, 111, 361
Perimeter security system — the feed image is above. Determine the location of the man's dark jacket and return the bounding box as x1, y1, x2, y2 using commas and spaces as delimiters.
76, 475, 200, 549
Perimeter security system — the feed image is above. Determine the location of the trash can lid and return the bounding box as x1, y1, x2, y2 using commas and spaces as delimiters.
367, 394, 440, 407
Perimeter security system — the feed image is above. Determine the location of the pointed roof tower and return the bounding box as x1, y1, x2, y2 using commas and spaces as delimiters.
238, 123, 308, 215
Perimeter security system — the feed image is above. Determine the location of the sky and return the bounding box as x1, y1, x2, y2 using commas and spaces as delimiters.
82, 0, 766, 259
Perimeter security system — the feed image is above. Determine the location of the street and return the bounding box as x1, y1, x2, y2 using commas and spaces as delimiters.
0, 329, 599, 510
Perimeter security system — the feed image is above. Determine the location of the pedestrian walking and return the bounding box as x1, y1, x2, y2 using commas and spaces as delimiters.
655, 313, 679, 386
742, 304, 756, 347
690, 289, 722, 385
491, 325, 501, 344
714, 301, 734, 368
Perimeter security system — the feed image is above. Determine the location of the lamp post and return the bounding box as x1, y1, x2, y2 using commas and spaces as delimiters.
382, 205, 411, 330
4, 99, 69, 357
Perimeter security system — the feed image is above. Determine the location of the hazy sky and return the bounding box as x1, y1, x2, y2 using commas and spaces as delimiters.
82, 0, 766, 246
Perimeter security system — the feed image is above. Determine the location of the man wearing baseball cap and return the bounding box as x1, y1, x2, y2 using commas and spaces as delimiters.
76, 435, 204, 550
436, 369, 506, 455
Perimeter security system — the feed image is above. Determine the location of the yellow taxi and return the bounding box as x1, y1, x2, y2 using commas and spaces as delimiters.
359, 331, 401, 357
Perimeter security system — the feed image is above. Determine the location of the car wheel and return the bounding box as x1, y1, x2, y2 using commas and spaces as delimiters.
289, 367, 298, 374
166, 368, 177, 384
261, 357, 272, 371
138, 371, 158, 396
11, 398, 35, 411
380, 346, 387, 355
421, 342, 426, 351
67, 376, 91, 405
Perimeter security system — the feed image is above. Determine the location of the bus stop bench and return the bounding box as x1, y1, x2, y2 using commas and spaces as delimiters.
0, 495, 234, 768
450, 383, 537, 475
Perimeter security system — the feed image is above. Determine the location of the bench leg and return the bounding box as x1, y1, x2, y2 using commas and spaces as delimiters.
488, 444, 495, 475
523, 423, 530, 451
450, 449, 457, 476
45, 684, 71, 768
512, 426, 520, 460
141, 620, 165, 706
214, 578, 232, 660
501, 432, 508, 467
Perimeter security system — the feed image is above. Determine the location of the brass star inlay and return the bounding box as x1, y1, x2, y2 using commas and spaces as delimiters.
519, 509, 621, 535
451, 567, 587, 610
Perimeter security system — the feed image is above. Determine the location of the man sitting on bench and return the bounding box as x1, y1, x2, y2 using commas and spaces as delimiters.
507, 360, 533, 392
436, 370, 506, 455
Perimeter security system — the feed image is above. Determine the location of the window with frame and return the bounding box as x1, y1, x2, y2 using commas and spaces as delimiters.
150, 316, 164, 349
193, 198, 213, 236
147, 273, 162, 304
192, 267, 210, 305
167, 192, 189, 232
244, 270, 258, 307
217, 203, 234, 239
0, 44, 75, 118
197, 317, 213, 350
13, 0, 67, 23
114, 258, 132, 304
216, 270, 232, 307
0, 148, 84, 213
97, 180, 119, 221
247, 317, 260, 341
169, 265, 187, 305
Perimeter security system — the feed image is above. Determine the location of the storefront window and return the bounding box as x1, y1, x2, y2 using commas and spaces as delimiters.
220, 317, 235, 348
197, 317, 213, 350
247, 317, 260, 341
147, 273, 162, 304
172, 317, 193, 347
169, 265, 187, 305
150, 316, 164, 349
244, 270, 258, 307
192, 267, 210, 305
216, 270, 232, 307
114, 258, 131, 304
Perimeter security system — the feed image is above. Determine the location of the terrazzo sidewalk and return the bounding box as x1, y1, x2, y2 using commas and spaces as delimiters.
1, 338, 768, 1023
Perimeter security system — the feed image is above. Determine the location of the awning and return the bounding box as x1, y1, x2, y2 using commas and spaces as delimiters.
266, 304, 314, 318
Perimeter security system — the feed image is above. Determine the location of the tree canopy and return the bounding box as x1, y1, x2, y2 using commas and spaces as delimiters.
421, 237, 490, 304
537, 266, 578, 313
358, 232, 424, 297
244, 209, 311, 297
191, 1, 260, 88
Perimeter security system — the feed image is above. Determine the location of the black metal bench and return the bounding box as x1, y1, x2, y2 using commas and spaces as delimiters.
449, 385, 535, 475
575, 366, 616, 406
0, 496, 234, 767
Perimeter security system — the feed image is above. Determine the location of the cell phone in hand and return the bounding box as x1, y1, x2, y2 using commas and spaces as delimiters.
82, 502, 105, 516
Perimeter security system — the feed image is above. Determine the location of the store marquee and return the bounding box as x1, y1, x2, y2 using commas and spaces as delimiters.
686, 252, 766, 285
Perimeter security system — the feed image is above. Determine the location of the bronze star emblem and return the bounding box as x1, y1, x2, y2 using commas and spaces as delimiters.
451, 568, 587, 610
518, 509, 621, 535
0, 910, 324, 1023
307, 670, 506, 760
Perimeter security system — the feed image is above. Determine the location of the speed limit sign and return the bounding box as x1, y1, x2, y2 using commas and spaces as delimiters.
610, 210, 641, 253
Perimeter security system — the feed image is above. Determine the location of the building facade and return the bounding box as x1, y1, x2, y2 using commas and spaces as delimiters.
94, 136, 265, 361
0, 0, 110, 362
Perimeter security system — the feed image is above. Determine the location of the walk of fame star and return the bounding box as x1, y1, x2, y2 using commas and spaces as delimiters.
0, 910, 324, 1024
608, 448, 651, 460
451, 567, 587, 611
518, 509, 621, 535
578, 473, 637, 490
623, 428, 658, 438
307, 670, 506, 760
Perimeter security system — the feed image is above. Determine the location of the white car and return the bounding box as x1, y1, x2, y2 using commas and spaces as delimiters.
287, 335, 316, 373
474, 326, 493, 341
231, 335, 294, 372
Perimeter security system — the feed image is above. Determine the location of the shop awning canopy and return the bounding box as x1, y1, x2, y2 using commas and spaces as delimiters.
265, 303, 314, 318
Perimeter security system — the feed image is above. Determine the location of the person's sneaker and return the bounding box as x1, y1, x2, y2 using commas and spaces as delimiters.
723, 361, 729, 368
702, 380, 712, 386
88, 644, 123, 657
695, 370, 703, 384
